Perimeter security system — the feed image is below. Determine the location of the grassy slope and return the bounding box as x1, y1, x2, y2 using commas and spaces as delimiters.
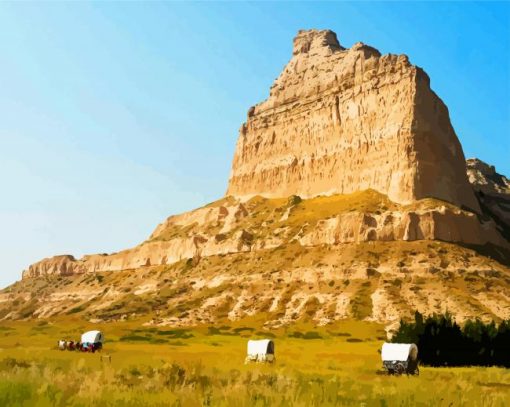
4, 189, 509, 325
0, 319, 508, 406
2, 240, 510, 326
149, 189, 462, 244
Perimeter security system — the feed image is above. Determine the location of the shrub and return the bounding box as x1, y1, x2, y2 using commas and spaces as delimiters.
303, 331, 322, 340
157, 329, 194, 339
287, 195, 302, 206
289, 331, 322, 339
67, 305, 85, 314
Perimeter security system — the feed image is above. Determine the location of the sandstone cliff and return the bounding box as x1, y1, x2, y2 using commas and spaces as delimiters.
5, 30, 510, 329
21, 30, 507, 283
21, 186, 508, 280
226, 29, 480, 212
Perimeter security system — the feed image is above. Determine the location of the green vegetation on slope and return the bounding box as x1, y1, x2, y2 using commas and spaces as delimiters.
2, 240, 509, 326
148, 189, 457, 244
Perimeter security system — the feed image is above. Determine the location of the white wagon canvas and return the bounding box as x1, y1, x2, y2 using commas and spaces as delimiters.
81, 330, 104, 346
245, 339, 275, 363
381, 343, 419, 375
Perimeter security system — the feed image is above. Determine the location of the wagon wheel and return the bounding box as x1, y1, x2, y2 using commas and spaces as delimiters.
395, 363, 405, 375
414, 366, 420, 376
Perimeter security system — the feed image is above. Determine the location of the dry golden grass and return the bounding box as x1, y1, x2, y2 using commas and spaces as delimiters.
150, 189, 417, 243
0, 319, 508, 406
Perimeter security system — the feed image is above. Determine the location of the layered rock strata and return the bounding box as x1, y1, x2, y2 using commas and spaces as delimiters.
226, 29, 480, 212
7, 240, 510, 328
18, 30, 510, 291
22, 190, 508, 279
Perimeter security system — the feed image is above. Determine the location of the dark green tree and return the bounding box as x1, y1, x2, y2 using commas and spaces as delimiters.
392, 313, 510, 367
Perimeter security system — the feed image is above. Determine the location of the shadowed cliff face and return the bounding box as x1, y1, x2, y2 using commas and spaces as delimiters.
467, 158, 510, 241
226, 29, 480, 212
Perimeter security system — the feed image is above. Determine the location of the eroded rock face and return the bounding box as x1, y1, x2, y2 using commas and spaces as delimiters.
7, 241, 510, 330
226, 29, 479, 212
467, 158, 510, 196
22, 255, 83, 279
21, 191, 508, 279
467, 158, 510, 239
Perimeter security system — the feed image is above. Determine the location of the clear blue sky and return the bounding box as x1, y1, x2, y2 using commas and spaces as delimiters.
0, 2, 508, 288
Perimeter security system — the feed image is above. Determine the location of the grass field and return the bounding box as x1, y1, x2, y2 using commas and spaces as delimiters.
0, 318, 509, 406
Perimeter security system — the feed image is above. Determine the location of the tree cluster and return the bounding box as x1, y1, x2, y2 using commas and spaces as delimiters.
392, 312, 510, 367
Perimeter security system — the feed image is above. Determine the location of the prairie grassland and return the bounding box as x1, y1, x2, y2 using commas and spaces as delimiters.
0, 319, 508, 406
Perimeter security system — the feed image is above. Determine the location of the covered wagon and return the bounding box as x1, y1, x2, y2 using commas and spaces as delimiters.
81, 330, 104, 352
245, 339, 275, 363
381, 343, 419, 375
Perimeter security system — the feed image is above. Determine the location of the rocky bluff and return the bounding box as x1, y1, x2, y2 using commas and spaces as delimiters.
6, 29, 510, 327
16, 30, 510, 308
227, 29, 479, 212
